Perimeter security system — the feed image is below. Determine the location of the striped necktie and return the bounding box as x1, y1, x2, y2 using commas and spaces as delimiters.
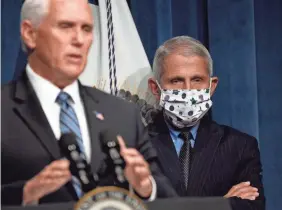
56, 91, 84, 198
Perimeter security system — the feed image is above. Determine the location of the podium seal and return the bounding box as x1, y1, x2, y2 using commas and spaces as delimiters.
74, 186, 148, 210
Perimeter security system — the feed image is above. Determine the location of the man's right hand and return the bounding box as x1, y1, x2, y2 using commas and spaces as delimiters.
23, 159, 72, 205
224, 181, 259, 200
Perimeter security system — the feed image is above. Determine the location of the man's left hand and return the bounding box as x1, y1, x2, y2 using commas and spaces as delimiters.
118, 136, 153, 198
224, 182, 259, 200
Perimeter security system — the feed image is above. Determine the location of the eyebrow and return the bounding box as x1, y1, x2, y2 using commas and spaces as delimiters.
168, 76, 185, 81
57, 20, 93, 27
190, 74, 206, 79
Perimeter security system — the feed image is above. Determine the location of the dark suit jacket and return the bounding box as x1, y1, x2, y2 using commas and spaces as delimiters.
148, 112, 265, 210
1, 73, 177, 205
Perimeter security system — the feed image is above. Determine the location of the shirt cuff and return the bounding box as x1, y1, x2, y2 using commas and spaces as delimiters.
22, 188, 38, 206
22, 200, 38, 206
147, 175, 157, 201
129, 175, 157, 202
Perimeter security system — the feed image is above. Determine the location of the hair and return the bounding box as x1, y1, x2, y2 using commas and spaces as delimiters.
152, 36, 213, 81
20, 0, 50, 52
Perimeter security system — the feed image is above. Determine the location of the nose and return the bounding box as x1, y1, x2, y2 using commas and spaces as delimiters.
72, 29, 84, 47
183, 80, 191, 90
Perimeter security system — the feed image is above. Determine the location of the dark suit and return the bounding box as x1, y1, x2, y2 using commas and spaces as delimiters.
148, 111, 265, 210
1, 73, 177, 205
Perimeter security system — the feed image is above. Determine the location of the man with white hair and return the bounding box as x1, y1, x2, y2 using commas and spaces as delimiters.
147, 36, 265, 210
1, 0, 177, 205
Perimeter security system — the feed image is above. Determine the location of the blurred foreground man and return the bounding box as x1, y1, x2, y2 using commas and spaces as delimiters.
147, 36, 265, 210
1, 0, 176, 205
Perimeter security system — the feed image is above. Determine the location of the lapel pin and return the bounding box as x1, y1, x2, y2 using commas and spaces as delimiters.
94, 111, 104, 121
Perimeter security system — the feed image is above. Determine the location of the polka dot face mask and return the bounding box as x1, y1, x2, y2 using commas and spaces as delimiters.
157, 81, 213, 128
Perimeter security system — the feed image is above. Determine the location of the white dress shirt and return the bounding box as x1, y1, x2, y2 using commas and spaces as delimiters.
26, 64, 91, 161
25, 64, 156, 202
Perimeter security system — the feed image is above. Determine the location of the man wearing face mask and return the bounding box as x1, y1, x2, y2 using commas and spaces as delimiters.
147, 36, 265, 210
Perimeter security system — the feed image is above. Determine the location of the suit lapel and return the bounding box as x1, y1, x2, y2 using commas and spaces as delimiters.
79, 86, 107, 175
13, 73, 61, 160
187, 116, 223, 195
148, 112, 186, 195
12, 75, 106, 199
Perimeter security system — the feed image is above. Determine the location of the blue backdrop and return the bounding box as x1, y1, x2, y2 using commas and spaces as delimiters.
130, 1, 282, 209
2, 0, 282, 209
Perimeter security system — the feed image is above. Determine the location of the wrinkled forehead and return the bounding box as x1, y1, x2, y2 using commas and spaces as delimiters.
162, 54, 210, 76
47, 0, 93, 23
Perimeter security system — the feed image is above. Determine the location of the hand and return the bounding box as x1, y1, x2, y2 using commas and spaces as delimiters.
224, 181, 259, 200
23, 159, 72, 205
118, 136, 152, 198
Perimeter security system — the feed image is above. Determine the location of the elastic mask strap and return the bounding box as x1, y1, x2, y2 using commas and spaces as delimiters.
208, 78, 212, 96
156, 80, 163, 93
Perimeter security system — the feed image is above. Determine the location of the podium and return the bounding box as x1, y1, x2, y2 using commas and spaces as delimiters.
2, 197, 232, 210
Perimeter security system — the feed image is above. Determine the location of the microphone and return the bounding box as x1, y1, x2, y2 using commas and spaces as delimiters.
59, 133, 99, 193
99, 130, 127, 185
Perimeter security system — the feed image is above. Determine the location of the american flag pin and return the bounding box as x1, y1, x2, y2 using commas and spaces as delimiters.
94, 111, 104, 121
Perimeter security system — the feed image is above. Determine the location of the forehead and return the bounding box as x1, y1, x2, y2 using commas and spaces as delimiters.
48, 0, 93, 23
162, 54, 209, 77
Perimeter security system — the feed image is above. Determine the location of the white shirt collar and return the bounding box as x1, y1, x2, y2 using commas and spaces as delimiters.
26, 64, 81, 104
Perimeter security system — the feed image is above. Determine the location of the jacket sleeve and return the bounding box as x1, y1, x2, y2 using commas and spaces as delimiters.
1, 181, 26, 206
229, 137, 265, 210
134, 106, 178, 199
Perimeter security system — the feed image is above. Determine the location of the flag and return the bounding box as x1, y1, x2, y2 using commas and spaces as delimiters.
80, 0, 156, 105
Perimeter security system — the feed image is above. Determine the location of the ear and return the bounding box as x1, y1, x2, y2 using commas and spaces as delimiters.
148, 78, 161, 100
21, 20, 37, 51
210, 76, 218, 97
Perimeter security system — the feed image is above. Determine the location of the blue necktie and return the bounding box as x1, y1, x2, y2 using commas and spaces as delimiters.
56, 91, 84, 198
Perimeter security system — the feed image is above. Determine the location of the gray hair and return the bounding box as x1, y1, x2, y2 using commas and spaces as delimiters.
152, 36, 213, 81
20, 0, 50, 52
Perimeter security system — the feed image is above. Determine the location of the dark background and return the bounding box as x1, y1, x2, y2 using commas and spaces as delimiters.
1, 0, 282, 209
